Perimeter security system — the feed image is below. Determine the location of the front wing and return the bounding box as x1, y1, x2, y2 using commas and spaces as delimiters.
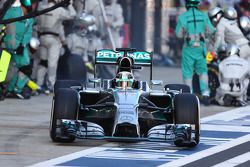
58, 119, 192, 142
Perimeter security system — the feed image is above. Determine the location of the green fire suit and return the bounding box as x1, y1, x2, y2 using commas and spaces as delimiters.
3, 5, 33, 94
175, 7, 215, 95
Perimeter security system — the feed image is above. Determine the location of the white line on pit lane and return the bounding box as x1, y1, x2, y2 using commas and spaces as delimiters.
201, 106, 250, 122
27, 145, 113, 167
158, 134, 250, 167
201, 124, 250, 132
211, 151, 250, 167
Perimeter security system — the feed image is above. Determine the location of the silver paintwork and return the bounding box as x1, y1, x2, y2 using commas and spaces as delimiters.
112, 89, 141, 136
148, 124, 175, 140
208, 7, 222, 18
224, 7, 237, 20
240, 16, 250, 32
61, 119, 105, 138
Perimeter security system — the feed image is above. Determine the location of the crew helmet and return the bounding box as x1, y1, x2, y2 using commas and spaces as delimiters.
20, 0, 32, 7
115, 71, 134, 89
239, 16, 250, 32
208, 7, 223, 26
29, 37, 40, 50
218, 44, 227, 53
217, 44, 227, 60
80, 14, 96, 27
226, 44, 240, 57
224, 7, 237, 20
73, 18, 88, 36
185, 0, 200, 8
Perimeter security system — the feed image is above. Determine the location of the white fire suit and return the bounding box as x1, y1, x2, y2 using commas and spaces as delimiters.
90, 0, 124, 48
85, 0, 99, 14
66, 33, 89, 62
36, 2, 76, 88
215, 54, 250, 105
215, 17, 250, 59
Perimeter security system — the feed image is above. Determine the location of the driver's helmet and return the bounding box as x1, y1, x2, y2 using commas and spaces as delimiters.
115, 71, 134, 89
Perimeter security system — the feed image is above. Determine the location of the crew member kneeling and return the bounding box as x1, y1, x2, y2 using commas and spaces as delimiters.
215, 45, 250, 107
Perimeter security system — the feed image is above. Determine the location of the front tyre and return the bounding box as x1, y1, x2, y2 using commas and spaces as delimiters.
50, 88, 79, 142
173, 93, 200, 147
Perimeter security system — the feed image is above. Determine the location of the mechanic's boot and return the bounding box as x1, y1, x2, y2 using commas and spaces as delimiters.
201, 95, 210, 106
22, 87, 31, 99
0, 89, 4, 101
223, 94, 234, 106
234, 100, 247, 107
0, 94, 4, 101
14, 92, 25, 99
5, 91, 24, 99
37, 86, 51, 95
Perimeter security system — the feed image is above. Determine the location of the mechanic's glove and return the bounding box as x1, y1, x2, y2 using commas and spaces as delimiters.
0, 25, 6, 39
15, 44, 24, 55
61, 0, 71, 7
85, 62, 94, 74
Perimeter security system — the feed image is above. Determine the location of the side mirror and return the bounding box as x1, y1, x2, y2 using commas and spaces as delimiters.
70, 86, 82, 90
150, 80, 163, 86
89, 78, 102, 89
89, 78, 101, 83
132, 65, 142, 70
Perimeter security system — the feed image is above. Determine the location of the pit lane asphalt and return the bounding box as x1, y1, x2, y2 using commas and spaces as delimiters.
0, 67, 234, 167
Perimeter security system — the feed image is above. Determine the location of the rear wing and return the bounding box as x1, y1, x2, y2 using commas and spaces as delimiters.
94, 49, 153, 81
95, 49, 153, 66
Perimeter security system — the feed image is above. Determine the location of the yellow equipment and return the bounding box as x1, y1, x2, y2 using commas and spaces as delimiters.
0, 49, 11, 83
206, 51, 216, 64
27, 80, 41, 91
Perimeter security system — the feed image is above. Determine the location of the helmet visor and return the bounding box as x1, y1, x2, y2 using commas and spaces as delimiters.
116, 80, 133, 89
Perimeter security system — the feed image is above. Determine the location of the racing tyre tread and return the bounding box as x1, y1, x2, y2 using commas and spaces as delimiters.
174, 93, 200, 147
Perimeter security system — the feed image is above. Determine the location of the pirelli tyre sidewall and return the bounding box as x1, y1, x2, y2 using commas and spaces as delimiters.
50, 88, 79, 142
174, 93, 200, 145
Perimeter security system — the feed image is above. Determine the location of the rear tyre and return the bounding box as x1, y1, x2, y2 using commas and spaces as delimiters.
56, 53, 87, 84
173, 93, 200, 147
165, 84, 191, 93
208, 67, 219, 99
54, 80, 82, 94
50, 88, 79, 142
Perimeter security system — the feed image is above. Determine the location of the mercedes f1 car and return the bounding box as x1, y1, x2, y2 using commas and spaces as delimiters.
50, 48, 200, 147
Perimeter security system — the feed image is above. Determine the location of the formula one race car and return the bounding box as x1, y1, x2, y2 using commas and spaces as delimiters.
50, 48, 200, 147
